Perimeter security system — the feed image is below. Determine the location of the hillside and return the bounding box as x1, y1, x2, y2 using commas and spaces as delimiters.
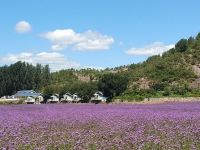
117, 33, 200, 101
1, 33, 200, 102
41, 32, 200, 101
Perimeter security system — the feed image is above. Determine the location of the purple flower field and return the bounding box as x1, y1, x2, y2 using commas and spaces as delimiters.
1, 102, 200, 150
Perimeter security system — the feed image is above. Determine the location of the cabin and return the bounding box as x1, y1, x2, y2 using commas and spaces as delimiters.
60, 93, 73, 103
72, 94, 81, 103
91, 92, 107, 103
47, 94, 59, 103
14, 90, 43, 104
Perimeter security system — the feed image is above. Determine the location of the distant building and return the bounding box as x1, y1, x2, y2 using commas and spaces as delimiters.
91, 92, 107, 103
26, 96, 44, 104
47, 94, 59, 103
60, 93, 73, 103
0, 95, 18, 101
72, 93, 81, 103
14, 90, 43, 104
60, 93, 81, 103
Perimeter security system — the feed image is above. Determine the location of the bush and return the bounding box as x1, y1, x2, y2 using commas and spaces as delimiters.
134, 95, 145, 102
163, 87, 171, 96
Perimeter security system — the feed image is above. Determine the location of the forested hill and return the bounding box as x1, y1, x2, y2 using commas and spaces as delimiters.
1, 33, 200, 101
120, 33, 200, 100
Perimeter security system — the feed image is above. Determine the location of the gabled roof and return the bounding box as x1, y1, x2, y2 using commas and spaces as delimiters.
51, 94, 59, 98
73, 93, 79, 96
64, 93, 73, 97
94, 91, 103, 96
14, 90, 41, 97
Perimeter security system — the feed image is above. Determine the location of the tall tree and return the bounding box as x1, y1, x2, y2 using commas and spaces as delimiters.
175, 39, 188, 52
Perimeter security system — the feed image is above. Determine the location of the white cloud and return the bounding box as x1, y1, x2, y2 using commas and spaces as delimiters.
15, 21, 32, 33
126, 42, 175, 56
41, 29, 114, 51
1, 52, 80, 72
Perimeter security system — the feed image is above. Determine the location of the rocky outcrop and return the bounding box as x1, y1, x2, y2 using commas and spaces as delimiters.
190, 65, 200, 88
138, 77, 151, 90
192, 65, 200, 77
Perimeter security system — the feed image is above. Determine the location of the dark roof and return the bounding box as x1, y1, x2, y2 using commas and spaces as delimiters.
14, 90, 41, 97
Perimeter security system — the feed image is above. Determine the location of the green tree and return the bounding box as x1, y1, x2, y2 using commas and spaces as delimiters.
98, 73, 129, 100
196, 32, 200, 41
70, 82, 98, 102
175, 39, 188, 52
188, 36, 195, 47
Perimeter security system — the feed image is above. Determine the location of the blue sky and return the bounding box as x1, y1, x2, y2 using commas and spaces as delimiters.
0, 0, 200, 71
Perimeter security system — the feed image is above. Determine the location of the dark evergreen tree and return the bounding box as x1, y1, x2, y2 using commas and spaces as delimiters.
175, 39, 188, 52
0, 61, 51, 97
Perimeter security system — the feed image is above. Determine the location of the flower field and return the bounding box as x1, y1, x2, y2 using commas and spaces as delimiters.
1, 102, 200, 150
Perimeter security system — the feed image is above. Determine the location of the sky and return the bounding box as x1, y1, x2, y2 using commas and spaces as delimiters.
0, 0, 200, 71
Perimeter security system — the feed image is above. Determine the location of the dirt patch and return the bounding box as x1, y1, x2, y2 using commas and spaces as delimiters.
192, 65, 200, 77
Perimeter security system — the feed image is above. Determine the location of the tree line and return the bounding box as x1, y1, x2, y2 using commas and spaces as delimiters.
0, 62, 129, 102
0, 61, 51, 97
